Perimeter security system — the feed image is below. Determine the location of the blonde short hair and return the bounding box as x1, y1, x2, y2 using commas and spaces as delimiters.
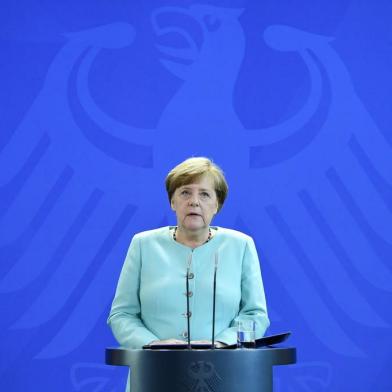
165, 157, 228, 211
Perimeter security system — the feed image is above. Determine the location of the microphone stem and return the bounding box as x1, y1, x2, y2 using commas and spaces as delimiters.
186, 266, 191, 349
211, 262, 217, 350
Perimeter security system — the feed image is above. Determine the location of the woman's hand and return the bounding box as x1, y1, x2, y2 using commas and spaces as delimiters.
190, 340, 211, 345
191, 340, 228, 348
149, 339, 185, 345
148, 339, 228, 348
214, 341, 227, 348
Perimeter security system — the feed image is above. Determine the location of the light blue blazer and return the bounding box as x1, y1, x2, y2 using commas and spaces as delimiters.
108, 226, 269, 348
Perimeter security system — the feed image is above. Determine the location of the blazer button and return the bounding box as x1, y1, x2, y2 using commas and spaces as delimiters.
183, 311, 192, 318
181, 331, 188, 338
188, 272, 194, 279
185, 291, 193, 297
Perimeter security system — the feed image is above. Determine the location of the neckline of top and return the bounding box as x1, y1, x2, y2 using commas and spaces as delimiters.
168, 226, 219, 250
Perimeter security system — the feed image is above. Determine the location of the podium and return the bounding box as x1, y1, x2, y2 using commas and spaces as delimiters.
106, 346, 296, 391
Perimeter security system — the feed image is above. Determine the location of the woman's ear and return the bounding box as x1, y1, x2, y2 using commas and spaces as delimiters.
171, 198, 175, 211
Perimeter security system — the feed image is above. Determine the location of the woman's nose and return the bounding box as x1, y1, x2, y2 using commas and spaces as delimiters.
188, 195, 200, 206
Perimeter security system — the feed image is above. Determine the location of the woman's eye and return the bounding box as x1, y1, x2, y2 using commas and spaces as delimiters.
180, 190, 190, 196
201, 192, 210, 198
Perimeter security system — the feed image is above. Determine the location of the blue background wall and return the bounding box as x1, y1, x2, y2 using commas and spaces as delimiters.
1, 0, 391, 390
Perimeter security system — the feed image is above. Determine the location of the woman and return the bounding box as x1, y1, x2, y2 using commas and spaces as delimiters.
108, 157, 269, 351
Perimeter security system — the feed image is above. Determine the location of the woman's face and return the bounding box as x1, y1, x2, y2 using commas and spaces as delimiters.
171, 174, 219, 232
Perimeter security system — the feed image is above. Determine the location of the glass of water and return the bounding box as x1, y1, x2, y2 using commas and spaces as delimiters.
237, 320, 256, 348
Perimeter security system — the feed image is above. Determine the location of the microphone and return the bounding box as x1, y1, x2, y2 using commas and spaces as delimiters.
185, 253, 192, 349
211, 252, 218, 350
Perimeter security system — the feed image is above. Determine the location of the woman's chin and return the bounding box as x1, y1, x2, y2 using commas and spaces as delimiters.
181, 217, 207, 231
181, 221, 208, 232
183, 225, 205, 232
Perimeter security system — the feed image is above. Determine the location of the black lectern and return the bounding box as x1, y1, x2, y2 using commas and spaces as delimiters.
106, 347, 296, 391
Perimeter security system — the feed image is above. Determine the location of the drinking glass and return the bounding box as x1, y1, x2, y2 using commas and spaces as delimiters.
237, 320, 256, 348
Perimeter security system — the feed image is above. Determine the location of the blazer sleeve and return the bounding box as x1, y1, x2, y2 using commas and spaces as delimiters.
107, 235, 158, 348
215, 236, 270, 345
